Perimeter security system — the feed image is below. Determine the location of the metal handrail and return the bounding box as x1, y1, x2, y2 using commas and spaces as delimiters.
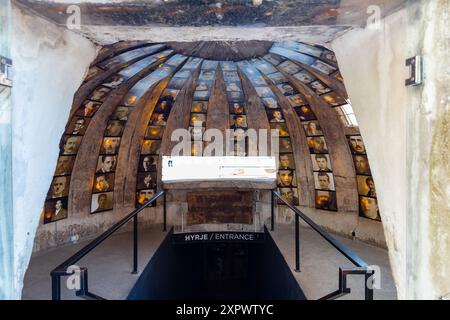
272, 190, 368, 268
272, 190, 374, 300
50, 190, 166, 300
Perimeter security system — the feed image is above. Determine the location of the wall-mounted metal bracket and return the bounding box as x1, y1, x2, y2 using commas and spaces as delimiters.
405, 56, 422, 86
0, 55, 12, 88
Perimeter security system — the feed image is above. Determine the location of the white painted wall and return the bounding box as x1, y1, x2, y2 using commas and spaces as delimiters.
11, 5, 97, 299
332, 0, 450, 299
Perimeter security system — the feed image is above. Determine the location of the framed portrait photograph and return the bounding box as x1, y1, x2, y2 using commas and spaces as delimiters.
154, 99, 173, 114
100, 137, 121, 155
135, 189, 156, 208
315, 190, 337, 211
314, 172, 335, 191
302, 120, 323, 136
347, 135, 366, 154
55, 156, 75, 176
321, 92, 347, 106
193, 90, 211, 101
43, 197, 68, 224
267, 72, 286, 85
199, 70, 215, 81
227, 91, 244, 102
61, 135, 82, 155
89, 86, 110, 102
146, 125, 164, 140
357, 175, 377, 197
47, 176, 70, 199
255, 61, 277, 75
137, 172, 157, 190
105, 120, 125, 137
263, 53, 285, 66
359, 196, 381, 220
223, 71, 240, 82
189, 126, 205, 141
96, 155, 117, 174
93, 173, 115, 193
311, 154, 332, 172
76, 100, 101, 118
293, 70, 316, 84
225, 81, 242, 92
278, 187, 299, 206
276, 83, 296, 96
307, 136, 328, 154
111, 106, 130, 121
66, 117, 90, 136
278, 153, 295, 170
150, 113, 168, 126
168, 77, 187, 90
255, 86, 275, 99
196, 80, 213, 91
311, 60, 337, 75
287, 94, 306, 107
230, 115, 247, 129
309, 80, 332, 95
321, 50, 337, 63
353, 154, 371, 175
267, 109, 285, 123
141, 140, 161, 155
279, 60, 301, 75
91, 192, 114, 214
295, 105, 317, 121
174, 70, 191, 79
202, 60, 219, 70
220, 61, 237, 71
262, 97, 278, 109
190, 113, 207, 127
229, 102, 245, 114
102, 75, 124, 88
251, 76, 267, 87
270, 123, 290, 137
279, 137, 293, 153
139, 155, 158, 172
277, 169, 297, 187
123, 94, 139, 107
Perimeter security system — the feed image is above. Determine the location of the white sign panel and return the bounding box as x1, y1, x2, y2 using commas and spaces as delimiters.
162, 156, 277, 183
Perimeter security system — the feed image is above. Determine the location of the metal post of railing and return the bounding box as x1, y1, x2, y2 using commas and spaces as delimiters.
294, 213, 300, 272
271, 190, 275, 231
163, 190, 167, 232
365, 270, 374, 300
51, 274, 61, 300
132, 215, 138, 274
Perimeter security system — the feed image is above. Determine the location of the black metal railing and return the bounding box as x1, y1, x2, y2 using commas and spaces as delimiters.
271, 190, 374, 300
50, 190, 166, 300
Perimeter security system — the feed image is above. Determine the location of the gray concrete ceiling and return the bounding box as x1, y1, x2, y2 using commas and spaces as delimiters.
15, 0, 407, 45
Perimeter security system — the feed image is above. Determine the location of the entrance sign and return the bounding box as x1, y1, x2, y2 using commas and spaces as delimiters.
162, 156, 277, 183
173, 232, 265, 244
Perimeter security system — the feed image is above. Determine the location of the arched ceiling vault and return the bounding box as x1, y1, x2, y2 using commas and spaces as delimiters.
41, 41, 381, 245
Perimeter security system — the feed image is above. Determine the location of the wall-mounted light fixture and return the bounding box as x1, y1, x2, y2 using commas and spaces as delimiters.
405, 56, 422, 86
0, 55, 12, 88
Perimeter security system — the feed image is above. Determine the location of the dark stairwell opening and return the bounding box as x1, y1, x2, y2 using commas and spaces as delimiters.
127, 228, 306, 300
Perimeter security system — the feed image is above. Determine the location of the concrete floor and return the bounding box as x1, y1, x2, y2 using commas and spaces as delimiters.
22, 225, 167, 300
22, 224, 397, 300
270, 225, 398, 300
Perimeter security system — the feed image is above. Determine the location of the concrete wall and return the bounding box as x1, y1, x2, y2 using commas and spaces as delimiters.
332, 0, 450, 300
10, 4, 97, 299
